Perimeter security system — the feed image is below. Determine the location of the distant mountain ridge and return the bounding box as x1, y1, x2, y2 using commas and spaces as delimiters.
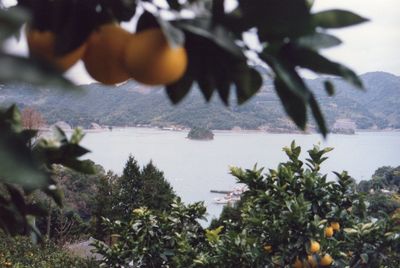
0, 71, 399, 132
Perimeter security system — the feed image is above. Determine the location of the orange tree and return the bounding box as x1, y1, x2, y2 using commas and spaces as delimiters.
201, 142, 400, 267
0, 0, 369, 238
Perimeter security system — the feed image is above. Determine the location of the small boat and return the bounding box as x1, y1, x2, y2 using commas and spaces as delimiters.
213, 197, 230, 204
212, 185, 248, 204
213, 193, 241, 204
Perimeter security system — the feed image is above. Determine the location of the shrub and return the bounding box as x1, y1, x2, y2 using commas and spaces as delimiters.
93, 198, 206, 267
0, 231, 97, 268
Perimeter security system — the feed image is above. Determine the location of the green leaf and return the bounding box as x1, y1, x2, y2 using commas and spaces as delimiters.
1, 105, 22, 131
216, 79, 231, 106
20, 129, 38, 143
167, 0, 181, 10
234, 67, 262, 104
43, 184, 63, 207
62, 144, 91, 158
264, 54, 311, 102
0, 53, 76, 89
212, 0, 225, 22
198, 76, 216, 101
70, 128, 85, 144
239, 0, 313, 41
166, 75, 194, 104
136, 11, 159, 32
313, 9, 369, 29
360, 253, 369, 263
0, 7, 30, 42
296, 32, 342, 50
173, 18, 245, 59
6, 184, 26, 215
47, 0, 108, 55
53, 126, 68, 144
274, 78, 307, 130
25, 203, 48, 217
309, 93, 327, 137
343, 228, 358, 234
105, 0, 136, 22
324, 80, 335, 96
285, 46, 363, 88
136, 11, 185, 52
0, 142, 47, 190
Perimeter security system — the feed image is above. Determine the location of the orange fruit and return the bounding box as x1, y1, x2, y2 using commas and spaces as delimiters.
26, 29, 86, 72
330, 222, 340, 231
263, 244, 272, 253
310, 240, 320, 253
293, 257, 303, 268
83, 24, 131, 84
325, 226, 334, 237
124, 28, 188, 85
320, 254, 333, 266
307, 255, 317, 268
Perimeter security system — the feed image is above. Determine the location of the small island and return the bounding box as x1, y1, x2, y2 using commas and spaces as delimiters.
187, 127, 214, 140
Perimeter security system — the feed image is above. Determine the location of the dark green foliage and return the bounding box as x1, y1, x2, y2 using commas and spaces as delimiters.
0, 105, 94, 240
113, 156, 176, 221
366, 193, 400, 218
93, 199, 207, 268
0, 231, 98, 267
90, 171, 118, 240
36, 207, 89, 244
89, 157, 177, 241
53, 164, 104, 220
113, 156, 142, 219
356, 166, 400, 219
358, 166, 400, 193
140, 161, 176, 211
209, 202, 242, 232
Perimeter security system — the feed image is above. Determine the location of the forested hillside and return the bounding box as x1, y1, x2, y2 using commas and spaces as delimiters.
0, 71, 399, 131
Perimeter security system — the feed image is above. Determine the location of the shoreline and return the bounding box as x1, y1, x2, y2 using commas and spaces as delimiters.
39, 125, 400, 135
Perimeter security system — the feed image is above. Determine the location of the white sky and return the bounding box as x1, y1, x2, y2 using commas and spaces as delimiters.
3, 0, 400, 84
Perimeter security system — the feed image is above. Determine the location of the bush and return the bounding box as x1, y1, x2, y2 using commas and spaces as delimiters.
202, 142, 400, 267
90, 157, 177, 240
93, 198, 206, 267
0, 231, 97, 268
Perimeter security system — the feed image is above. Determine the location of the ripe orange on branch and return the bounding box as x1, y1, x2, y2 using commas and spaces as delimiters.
307, 255, 317, 268
83, 24, 131, 85
325, 226, 334, 237
309, 240, 320, 253
124, 28, 188, 85
26, 29, 86, 72
263, 244, 272, 253
292, 257, 303, 268
320, 254, 333, 266
330, 222, 340, 231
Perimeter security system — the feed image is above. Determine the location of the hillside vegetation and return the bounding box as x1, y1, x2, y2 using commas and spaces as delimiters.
0, 71, 399, 131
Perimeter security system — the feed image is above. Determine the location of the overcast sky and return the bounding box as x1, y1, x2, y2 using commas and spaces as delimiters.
3, 0, 400, 84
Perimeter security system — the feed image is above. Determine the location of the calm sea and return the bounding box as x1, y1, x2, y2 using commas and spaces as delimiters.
81, 128, 400, 221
